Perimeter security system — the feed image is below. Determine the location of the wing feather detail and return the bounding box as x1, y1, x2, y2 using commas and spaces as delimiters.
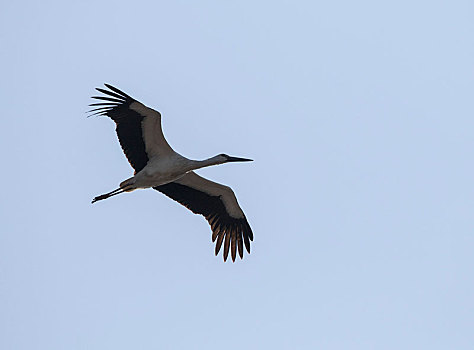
88, 84, 172, 173
154, 172, 253, 261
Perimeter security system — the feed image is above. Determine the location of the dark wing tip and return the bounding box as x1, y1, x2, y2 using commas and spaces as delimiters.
152, 183, 253, 262
211, 219, 252, 262
88, 85, 136, 118
237, 224, 244, 258
231, 229, 237, 262
223, 232, 231, 262
103, 83, 134, 100
89, 84, 149, 173
91, 96, 124, 103
95, 87, 127, 101
215, 232, 225, 257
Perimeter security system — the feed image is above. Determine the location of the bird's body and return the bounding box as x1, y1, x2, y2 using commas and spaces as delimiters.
89, 84, 253, 262
121, 154, 195, 190
121, 153, 227, 190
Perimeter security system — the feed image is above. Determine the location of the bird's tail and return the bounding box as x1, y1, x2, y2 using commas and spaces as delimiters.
119, 177, 136, 191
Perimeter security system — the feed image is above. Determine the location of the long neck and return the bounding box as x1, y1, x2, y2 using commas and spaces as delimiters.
187, 155, 224, 171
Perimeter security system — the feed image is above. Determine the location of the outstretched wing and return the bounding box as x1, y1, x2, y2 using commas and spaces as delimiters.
154, 172, 253, 262
88, 84, 174, 173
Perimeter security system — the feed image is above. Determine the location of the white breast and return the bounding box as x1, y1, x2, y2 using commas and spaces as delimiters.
133, 154, 191, 188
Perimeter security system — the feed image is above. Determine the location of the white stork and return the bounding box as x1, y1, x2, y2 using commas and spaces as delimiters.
88, 84, 253, 262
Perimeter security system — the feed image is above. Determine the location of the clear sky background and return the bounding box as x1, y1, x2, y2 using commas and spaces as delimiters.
1, 1, 473, 349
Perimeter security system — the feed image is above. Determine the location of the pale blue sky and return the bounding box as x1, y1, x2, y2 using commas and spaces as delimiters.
1, 1, 473, 349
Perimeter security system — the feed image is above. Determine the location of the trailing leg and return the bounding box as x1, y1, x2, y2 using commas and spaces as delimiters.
92, 177, 137, 204
91, 187, 125, 203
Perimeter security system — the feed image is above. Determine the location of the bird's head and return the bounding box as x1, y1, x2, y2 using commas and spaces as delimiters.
218, 153, 253, 163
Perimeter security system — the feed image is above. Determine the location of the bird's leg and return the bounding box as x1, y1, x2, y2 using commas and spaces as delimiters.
91, 187, 125, 204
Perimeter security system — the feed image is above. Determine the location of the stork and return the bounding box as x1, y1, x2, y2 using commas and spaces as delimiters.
88, 84, 253, 262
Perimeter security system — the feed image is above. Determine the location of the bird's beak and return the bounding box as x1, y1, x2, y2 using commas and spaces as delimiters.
226, 156, 253, 162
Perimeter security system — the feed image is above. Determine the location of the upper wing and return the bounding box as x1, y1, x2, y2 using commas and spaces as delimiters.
154, 172, 253, 262
89, 84, 174, 173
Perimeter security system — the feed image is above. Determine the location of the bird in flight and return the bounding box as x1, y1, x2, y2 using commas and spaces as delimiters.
88, 84, 253, 262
